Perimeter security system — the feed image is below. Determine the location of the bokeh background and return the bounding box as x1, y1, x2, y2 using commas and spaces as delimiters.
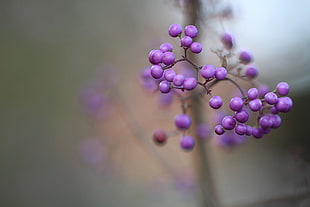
1, 0, 310, 207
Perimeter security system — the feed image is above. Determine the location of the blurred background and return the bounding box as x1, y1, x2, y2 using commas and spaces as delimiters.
1, 0, 310, 207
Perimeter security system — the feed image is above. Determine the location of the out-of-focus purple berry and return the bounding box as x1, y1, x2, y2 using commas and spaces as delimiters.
175, 114, 192, 129
221, 115, 236, 130
149, 50, 163, 65
215, 67, 227, 80
180, 135, 195, 151
270, 114, 282, 128
221, 32, 234, 50
200, 64, 216, 79
196, 123, 211, 139
276, 97, 293, 112
264, 92, 278, 105
245, 126, 253, 136
173, 74, 185, 86
239, 50, 253, 64
162, 52, 175, 65
164, 69, 176, 82
159, 80, 171, 93
276, 82, 290, 96
245, 66, 258, 79
180, 36, 193, 47
229, 97, 244, 111
235, 124, 247, 135
160, 43, 173, 52
209, 96, 223, 109
153, 129, 168, 145
183, 77, 197, 90
140, 67, 157, 90
270, 106, 278, 114
258, 84, 270, 98
215, 125, 225, 135
151, 65, 164, 79
259, 116, 272, 129
168, 24, 182, 37
252, 128, 264, 139
234, 109, 249, 123
249, 99, 262, 112
217, 131, 248, 147
190, 42, 202, 54
184, 25, 198, 38
247, 88, 259, 100
158, 91, 174, 107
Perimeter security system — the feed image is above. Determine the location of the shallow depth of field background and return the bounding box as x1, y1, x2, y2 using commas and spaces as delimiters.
1, 0, 310, 207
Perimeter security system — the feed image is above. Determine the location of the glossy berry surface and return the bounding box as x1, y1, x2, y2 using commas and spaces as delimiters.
200, 64, 216, 79
162, 52, 175, 65
183, 77, 197, 90
190, 42, 202, 53
168, 24, 182, 37
209, 96, 223, 109
264, 92, 278, 105
148, 50, 163, 65
215, 125, 225, 135
175, 114, 192, 129
150, 65, 164, 79
215, 67, 227, 80
234, 109, 249, 123
229, 97, 244, 111
159, 43, 173, 52
221, 116, 236, 130
276, 97, 293, 112
173, 74, 185, 86
277, 82, 290, 96
159, 80, 171, 93
180, 36, 193, 47
180, 135, 195, 150
247, 88, 259, 100
164, 69, 176, 82
184, 25, 198, 38
249, 99, 262, 112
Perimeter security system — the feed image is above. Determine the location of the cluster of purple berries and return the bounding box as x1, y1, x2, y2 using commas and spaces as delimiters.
145, 24, 293, 150
214, 82, 292, 139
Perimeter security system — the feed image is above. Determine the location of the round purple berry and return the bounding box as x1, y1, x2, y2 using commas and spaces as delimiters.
235, 124, 247, 135
247, 88, 259, 100
276, 97, 293, 113
245, 66, 258, 79
259, 116, 273, 129
245, 126, 253, 136
168, 24, 182, 37
258, 84, 270, 98
150, 65, 164, 79
148, 50, 163, 65
190, 42, 202, 54
200, 64, 216, 79
162, 52, 175, 65
270, 114, 282, 128
184, 25, 198, 38
221, 32, 234, 50
276, 82, 290, 96
248, 99, 262, 112
153, 129, 168, 145
252, 128, 264, 139
180, 36, 193, 47
221, 116, 236, 130
215, 67, 227, 80
234, 109, 249, 123
239, 50, 253, 64
270, 106, 278, 114
180, 135, 195, 151
175, 114, 192, 130
164, 69, 176, 82
229, 97, 244, 111
264, 92, 278, 105
173, 74, 185, 86
159, 80, 171, 93
159, 43, 173, 52
183, 77, 197, 91
209, 96, 223, 109
215, 125, 225, 135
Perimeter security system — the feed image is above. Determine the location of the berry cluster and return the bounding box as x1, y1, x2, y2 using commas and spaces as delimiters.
142, 24, 293, 151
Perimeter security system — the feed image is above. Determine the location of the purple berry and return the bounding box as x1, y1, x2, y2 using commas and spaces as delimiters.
180, 135, 195, 150
215, 125, 225, 135
209, 96, 223, 109
276, 97, 293, 113
276, 82, 290, 96
221, 32, 234, 50
168, 24, 182, 37
184, 25, 198, 38
221, 116, 236, 130
150, 65, 164, 79
183, 77, 197, 91
258, 84, 270, 98
164, 69, 176, 82
234, 109, 249, 123
245, 126, 253, 136
245, 66, 258, 79
248, 99, 262, 112
215, 67, 227, 80
180, 36, 193, 47
229, 97, 244, 111
159, 43, 173, 52
252, 128, 264, 139
235, 124, 247, 135
162, 52, 175, 65
153, 129, 168, 145
200, 64, 216, 79
264, 92, 278, 105
190, 42, 202, 54
196, 123, 211, 139
239, 50, 253, 64
175, 114, 192, 130
259, 115, 273, 129
159, 80, 171, 93
173, 74, 185, 86
148, 50, 163, 65
270, 114, 282, 128
270, 106, 278, 114
247, 88, 259, 100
